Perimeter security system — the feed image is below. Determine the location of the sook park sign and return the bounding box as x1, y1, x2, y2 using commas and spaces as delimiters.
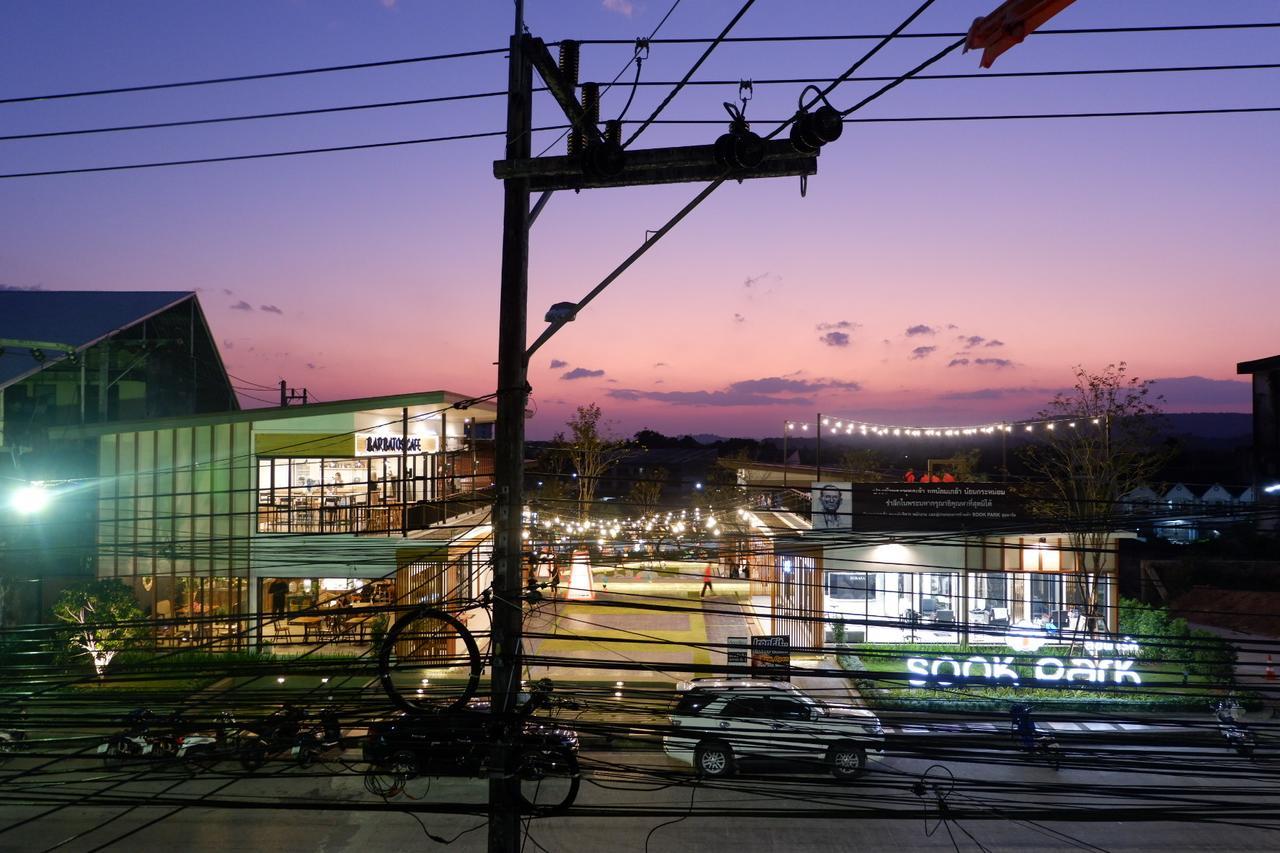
905, 633, 1144, 688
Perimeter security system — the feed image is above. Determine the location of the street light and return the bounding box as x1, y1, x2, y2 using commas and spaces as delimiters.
10, 482, 50, 515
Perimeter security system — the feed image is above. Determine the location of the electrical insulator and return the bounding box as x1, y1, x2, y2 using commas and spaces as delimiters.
583, 118, 625, 178
558, 40, 580, 87
579, 82, 600, 155
576, 84, 623, 178
789, 104, 843, 154
714, 111, 764, 173
560, 42, 583, 156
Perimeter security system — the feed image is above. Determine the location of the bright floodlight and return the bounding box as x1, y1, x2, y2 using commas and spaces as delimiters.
11, 483, 50, 514
1265, 483, 1280, 494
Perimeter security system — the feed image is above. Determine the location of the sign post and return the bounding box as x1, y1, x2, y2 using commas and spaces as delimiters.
750, 635, 791, 681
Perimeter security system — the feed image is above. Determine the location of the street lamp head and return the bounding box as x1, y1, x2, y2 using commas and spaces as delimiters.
544, 302, 579, 324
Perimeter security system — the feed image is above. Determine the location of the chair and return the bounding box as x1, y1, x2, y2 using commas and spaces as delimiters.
991, 607, 1010, 628
935, 609, 956, 624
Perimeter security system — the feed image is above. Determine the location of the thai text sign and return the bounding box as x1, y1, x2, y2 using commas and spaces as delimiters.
812, 482, 1022, 531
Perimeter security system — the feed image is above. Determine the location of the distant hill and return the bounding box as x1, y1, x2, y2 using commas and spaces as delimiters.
1160, 412, 1251, 442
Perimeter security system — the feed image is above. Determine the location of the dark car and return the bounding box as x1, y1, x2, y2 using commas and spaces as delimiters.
363, 702, 580, 813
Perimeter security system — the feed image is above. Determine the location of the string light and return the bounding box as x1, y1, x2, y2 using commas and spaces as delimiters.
781, 414, 1098, 438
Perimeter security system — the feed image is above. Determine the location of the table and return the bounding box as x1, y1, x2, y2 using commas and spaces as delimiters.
342, 615, 377, 643
288, 615, 325, 643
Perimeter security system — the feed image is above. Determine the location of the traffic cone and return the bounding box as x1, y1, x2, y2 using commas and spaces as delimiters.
1266, 655, 1276, 681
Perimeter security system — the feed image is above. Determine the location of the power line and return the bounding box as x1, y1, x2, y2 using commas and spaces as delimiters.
0, 46, 508, 106
621, 106, 1280, 125
622, 0, 757, 148
574, 21, 1280, 46
0, 90, 507, 143
0, 128, 525, 180
7, 62, 1269, 146
589, 62, 1280, 87
4, 21, 1274, 109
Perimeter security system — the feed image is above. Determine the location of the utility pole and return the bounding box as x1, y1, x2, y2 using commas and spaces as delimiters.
489, 0, 531, 848
488, 14, 817, 852
278, 379, 308, 407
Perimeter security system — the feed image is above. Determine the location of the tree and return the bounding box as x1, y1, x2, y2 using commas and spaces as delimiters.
52, 580, 147, 676
838, 448, 887, 481
556, 404, 629, 520
1020, 363, 1170, 635
930, 449, 984, 481
627, 466, 669, 517
529, 444, 572, 517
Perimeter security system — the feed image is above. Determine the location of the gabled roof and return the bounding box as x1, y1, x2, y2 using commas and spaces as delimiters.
1121, 486, 1160, 501
0, 290, 194, 389
1199, 483, 1235, 503
1164, 483, 1198, 501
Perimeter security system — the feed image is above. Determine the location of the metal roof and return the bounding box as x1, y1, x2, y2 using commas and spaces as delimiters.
0, 290, 193, 389
50, 389, 496, 439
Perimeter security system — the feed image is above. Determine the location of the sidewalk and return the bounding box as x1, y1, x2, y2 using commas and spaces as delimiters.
1189, 622, 1280, 708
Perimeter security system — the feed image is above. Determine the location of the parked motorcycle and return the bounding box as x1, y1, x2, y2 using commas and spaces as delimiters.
175, 711, 237, 771
1009, 704, 1061, 770
99, 709, 182, 768
0, 707, 27, 767
364, 678, 581, 812
291, 707, 343, 767
1213, 700, 1256, 757
237, 704, 308, 771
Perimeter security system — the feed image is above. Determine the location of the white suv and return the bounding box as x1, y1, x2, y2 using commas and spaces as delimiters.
664, 678, 884, 780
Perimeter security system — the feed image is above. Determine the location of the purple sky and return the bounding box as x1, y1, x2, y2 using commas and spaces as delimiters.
3, 1, 1275, 438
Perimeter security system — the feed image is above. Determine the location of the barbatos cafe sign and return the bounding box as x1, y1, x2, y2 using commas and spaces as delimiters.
354, 432, 439, 456
906, 633, 1143, 688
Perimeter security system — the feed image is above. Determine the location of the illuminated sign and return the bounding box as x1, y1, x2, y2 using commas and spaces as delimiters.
354, 433, 439, 456
905, 636, 1143, 688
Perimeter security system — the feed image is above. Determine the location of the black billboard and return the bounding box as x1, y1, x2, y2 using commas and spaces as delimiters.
813, 482, 1023, 532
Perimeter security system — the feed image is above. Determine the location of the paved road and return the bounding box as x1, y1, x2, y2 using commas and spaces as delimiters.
2, 729, 1279, 853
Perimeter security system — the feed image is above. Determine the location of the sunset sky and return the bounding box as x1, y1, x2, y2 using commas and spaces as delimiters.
4, 1, 1275, 439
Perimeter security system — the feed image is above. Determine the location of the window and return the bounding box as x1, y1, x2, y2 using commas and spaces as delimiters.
826, 572, 876, 601
720, 697, 770, 718
1030, 574, 1061, 620
766, 698, 810, 720
674, 691, 717, 716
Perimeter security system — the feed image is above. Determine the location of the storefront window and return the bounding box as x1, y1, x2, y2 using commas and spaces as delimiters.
1029, 574, 1061, 622
256, 452, 493, 535
825, 572, 876, 600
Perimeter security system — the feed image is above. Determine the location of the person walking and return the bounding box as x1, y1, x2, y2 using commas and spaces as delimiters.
700, 563, 714, 598
269, 578, 289, 616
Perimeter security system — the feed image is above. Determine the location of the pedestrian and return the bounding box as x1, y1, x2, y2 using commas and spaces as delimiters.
700, 563, 714, 598
269, 578, 289, 615
550, 564, 561, 598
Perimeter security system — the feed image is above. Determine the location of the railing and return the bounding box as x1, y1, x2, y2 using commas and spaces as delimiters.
258, 493, 492, 536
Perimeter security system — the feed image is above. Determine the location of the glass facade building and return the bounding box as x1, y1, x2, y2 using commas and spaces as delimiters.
769, 534, 1123, 649
81, 391, 496, 646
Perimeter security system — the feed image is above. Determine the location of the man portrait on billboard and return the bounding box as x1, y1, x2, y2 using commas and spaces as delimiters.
815, 483, 846, 529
